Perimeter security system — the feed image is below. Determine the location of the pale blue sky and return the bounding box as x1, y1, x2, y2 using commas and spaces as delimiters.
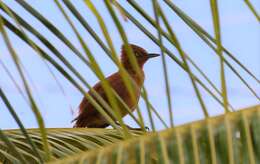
0, 0, 259, 130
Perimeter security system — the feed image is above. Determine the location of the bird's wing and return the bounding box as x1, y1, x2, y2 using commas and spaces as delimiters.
73, 73, 135, 127
73, 77, 111, 127
78, 81, 107, 116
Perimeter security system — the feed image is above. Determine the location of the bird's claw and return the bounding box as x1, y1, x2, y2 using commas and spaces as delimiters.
115, 122, 149, 131
145, 126, 150, 131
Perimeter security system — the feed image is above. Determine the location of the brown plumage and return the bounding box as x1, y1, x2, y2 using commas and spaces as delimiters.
73, 44, 159, 128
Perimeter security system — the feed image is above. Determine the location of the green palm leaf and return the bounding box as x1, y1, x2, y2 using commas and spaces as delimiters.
0, 128, 143, 163
0, 105, 258, 163
45, 105, 258, 163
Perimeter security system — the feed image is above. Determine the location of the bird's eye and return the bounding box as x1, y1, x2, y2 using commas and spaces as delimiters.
135, 52, 140, 57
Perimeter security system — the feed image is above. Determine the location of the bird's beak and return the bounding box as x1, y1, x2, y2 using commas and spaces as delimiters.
148, 53, 160, 58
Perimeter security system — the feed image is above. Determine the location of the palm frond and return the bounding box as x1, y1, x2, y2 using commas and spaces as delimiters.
0, 128, 143, 163
48, 105, 259, 164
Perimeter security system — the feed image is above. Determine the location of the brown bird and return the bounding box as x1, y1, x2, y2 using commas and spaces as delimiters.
73, 44, 159, 128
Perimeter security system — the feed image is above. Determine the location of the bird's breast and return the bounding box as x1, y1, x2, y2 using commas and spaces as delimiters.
108, 72, 144, 115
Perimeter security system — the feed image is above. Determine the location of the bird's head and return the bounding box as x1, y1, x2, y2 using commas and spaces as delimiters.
121, 44, 159, 70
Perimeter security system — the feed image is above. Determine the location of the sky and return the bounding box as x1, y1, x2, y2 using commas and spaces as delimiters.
0, 0, 259, 130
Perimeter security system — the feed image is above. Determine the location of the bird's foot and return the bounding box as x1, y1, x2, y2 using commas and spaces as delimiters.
127, 126, 150, 131
115, 122, 149, 131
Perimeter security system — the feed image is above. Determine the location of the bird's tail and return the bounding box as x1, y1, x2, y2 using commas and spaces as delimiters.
72, 115, 89, 128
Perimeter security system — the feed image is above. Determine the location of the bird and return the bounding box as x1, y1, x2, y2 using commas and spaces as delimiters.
73, 44, 159, 128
